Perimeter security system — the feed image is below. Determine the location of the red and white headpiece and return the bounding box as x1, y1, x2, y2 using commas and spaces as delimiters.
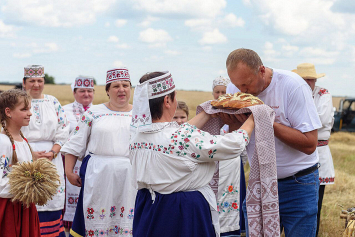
106, 68, 130, 85
74, 76, 94, 90
131, 71, 176, 132
24, 65, 44, 78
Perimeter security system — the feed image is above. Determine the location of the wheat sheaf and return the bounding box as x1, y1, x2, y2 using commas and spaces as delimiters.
8, 158, 60, 207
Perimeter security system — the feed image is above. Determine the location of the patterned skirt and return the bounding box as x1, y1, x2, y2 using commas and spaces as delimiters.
133, 189, 216, 237
0, 198, 41, 237
38, 210, 65, 237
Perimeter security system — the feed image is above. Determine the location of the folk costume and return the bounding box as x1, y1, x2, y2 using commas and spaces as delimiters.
61, 68, 136, 237
62, 76, 94, 230
0, 134, 41, 237
130, 72, 250, 237
212, 76, 247, 236
293, 63, 335, 236
21, 65, 69, 237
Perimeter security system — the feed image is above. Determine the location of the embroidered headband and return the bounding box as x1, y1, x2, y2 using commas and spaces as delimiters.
106, 68, 130, 85
73, 76, 94, 90
24, 65, 44, 78
131, 71, 176, 132
212, 76, 230, 90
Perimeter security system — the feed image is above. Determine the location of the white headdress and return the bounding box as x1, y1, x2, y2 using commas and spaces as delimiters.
212, 76, 230, 90
131, 71, 175, 132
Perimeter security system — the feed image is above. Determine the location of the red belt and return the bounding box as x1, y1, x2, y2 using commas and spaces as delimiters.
317, 140, 329, 147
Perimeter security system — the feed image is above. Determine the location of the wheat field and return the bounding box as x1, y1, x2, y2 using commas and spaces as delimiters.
1, 84, 353, 236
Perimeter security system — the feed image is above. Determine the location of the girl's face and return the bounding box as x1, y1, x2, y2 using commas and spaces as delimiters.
212, 85, 227, 100
23, 77, 45, 99
6, 98, 32, 127
107, 80, 131, 106
173, 109, 188, 125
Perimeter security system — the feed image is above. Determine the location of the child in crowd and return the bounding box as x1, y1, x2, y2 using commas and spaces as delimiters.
0, 89, 41, 236
173, 101, 189, 125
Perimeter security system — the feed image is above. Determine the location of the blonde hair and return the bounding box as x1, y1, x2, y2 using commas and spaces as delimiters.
226, 48, 263, 74
177, 101, 189, 117
0, 89, 34, 165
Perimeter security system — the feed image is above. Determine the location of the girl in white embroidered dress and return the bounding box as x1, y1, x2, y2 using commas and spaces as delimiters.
0, 89, 41, 236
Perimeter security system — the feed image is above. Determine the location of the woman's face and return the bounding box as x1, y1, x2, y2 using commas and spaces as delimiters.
107, 80, 131, 106
74, 88, 94, 107
6, 98, 32, 127
212, 85, 227, 100
173, 109, 188, 125
23, 77, 44, 99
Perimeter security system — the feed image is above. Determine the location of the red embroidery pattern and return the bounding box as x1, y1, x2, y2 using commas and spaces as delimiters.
318, 88, 329, 96
319, 177, 335, 184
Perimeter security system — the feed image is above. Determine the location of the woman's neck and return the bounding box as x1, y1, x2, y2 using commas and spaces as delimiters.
106, 101, 132, 112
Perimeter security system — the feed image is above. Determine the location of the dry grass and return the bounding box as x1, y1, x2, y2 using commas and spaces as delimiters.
1, 84, 353, 236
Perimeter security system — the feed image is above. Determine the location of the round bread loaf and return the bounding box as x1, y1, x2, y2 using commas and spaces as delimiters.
211, 92, 264, 109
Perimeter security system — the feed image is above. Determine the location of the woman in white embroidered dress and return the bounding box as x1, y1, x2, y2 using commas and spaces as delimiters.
21, 65, 69, 237
62, 76, 95, 232
212, 76, 247, 237
62, 68, 136, 237
130, 71, 255, 237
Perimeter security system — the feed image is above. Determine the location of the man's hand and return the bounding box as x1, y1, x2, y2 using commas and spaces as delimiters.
218, 113, 250, 131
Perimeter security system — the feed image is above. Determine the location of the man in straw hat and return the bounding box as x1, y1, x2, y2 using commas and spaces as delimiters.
293, 63, 335, 237
223, 48, 322, 237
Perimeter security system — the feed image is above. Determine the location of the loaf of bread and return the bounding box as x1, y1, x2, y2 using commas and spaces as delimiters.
211, 92, 264, 109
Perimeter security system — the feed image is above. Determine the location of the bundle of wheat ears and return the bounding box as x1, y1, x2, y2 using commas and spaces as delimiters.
8, 158, 60, 207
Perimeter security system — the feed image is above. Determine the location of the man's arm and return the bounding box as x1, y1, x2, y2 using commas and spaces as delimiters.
273, 122, 318, 155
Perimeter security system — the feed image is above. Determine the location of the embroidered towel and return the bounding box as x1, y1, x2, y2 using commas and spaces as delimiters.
197, 101, 280, 237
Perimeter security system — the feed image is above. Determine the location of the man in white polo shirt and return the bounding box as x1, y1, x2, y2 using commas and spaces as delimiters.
224, 48, 321, 237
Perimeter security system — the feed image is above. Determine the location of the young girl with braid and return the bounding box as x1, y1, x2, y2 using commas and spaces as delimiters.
0, 89, 41, 236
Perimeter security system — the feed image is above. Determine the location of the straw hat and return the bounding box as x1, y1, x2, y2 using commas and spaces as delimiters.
292, 63, 325, 79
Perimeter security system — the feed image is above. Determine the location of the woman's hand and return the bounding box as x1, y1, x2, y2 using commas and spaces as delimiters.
38, 152, 54, 161
66, 172, 82, 187
33, 151, 46, 160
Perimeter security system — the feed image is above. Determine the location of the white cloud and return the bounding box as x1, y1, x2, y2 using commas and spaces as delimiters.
115, 19, 127, 27
132, 0, 226, 18
165, 50, 181, 55
13, 53, 31, 58
199, 28, 227, 45
108, 36, 119, 43
112, 60, 124, 68
32, 42, 59, 54
218, 69, 227, 75
299, 47, 339, 58
263, 41, 280, 62
116, 44, 129, 49
2, 0, 116, 27
202, 46, 212, 51
184, 19, 212, 32
143, 55, 163, 61
105, 22, 110, 27
221, 13, 245, 27
138, 16, 159, 27
139, 28, 172, 47
0, 20, 17, 38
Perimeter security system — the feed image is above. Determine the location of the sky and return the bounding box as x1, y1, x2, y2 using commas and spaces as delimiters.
0, 0, 355, 96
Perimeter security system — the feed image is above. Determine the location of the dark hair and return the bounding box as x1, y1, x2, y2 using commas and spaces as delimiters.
177, 101, 189, 117
0, 89, 34, 165
139, 72, 176, 121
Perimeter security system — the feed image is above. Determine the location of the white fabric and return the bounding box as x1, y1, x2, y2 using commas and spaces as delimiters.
130, 122, 250, 236
0, 134, 33, 198
61, 104, 136, 234
313, 86, 335, 185
227, 68, 322, 179
131, 71, 175, 132
62, 101, 92, 222
21, 94, 69, 211
213, 76, 230, 90
217, 127, 244, 233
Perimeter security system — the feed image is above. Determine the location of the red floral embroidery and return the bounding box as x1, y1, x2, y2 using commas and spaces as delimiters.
232, 202, 238, 209
228, 185, 233, 192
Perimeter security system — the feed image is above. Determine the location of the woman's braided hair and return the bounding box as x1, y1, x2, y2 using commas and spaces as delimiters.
0, 89, 34, 165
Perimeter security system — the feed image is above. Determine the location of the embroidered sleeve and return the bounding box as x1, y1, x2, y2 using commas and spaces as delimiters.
52, 96, 70, 147
61, 110, 93, 159
0, 137, 12, 196
171, 123, 249, 162
317, 92, 334, 132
